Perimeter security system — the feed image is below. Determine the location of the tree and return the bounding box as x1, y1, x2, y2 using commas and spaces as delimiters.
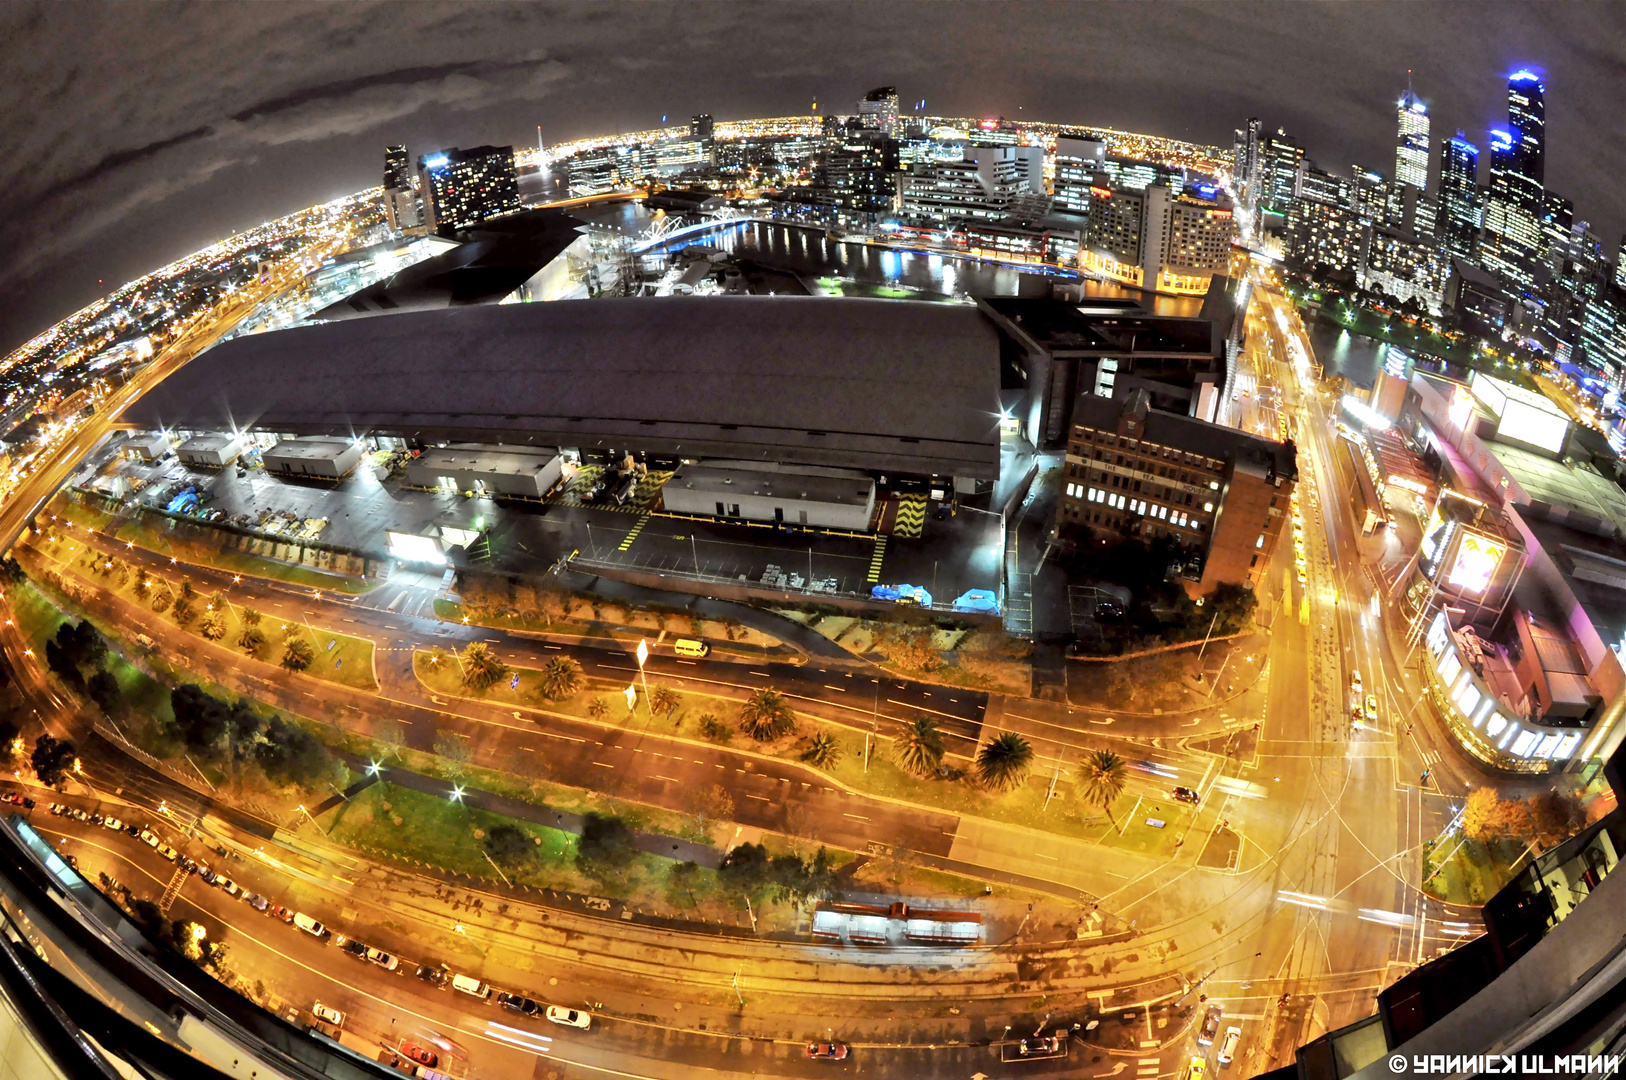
171, 580, 197, 624
739, 689, 796, 741
650, 684, 681, 721
976, 732, 1035, 792
537, 656, 584, 701
45, 619, 105, 685
484, 823, 534, 867
586, 695, 611, 719
698, 714, 731, 743
225, 702, 263, 771
1206, 583, 1258, 636
238, 622, 265, 654
1524, 791, 1582, 848
718, 842, 772, 894
892, 717, 944, 777
0, 716, 17, 760
801, 846, 839, 905
1076, 749, 1127, 830
1460, 787, 1505, 843
255, 716, 332, 788
877, 626, 941, 673
169, 684, 230, 756
666, 860, 702, 908
281, 636, 314, 671
0, 556, 22, 583
800, 731, 842, 770
433, 731, 473, 779
575, 812, 638, 878
31, 734, 76, 788
198, 610, 227, 640
683, 783, 734, 837
86, 670, 122, 716
132, 567, 151, 599
460, 642, 507, 691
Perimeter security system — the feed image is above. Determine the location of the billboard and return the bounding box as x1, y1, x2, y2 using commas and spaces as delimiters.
1446, 531, 1506, 595
1496, 397, 1570, 454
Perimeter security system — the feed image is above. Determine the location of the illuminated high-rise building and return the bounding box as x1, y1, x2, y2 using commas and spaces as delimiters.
1616, 235, 1626, 291
857, 86, 900, 137
382, 145, 421, 231
1437, 134, 1480, 261
1258, 128, 1304, 215
1508, 70, 1545, 185
1478, 129, 1542, 292
417, 145, 521, 236
1394, 87, 1431, 190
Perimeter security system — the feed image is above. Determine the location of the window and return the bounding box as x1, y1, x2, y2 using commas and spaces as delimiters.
1256, 534, 1265, 549
1204, 502, 1215, 512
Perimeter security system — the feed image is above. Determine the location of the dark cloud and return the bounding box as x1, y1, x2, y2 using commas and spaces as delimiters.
1, 1, 1622, 356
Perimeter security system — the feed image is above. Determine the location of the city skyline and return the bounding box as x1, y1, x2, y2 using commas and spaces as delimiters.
2, 1, 1625, 354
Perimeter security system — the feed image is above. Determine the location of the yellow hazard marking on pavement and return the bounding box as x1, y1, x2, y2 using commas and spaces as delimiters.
618, 514, 650, 551
866, 536, 888, 583
892, 493, 928, 538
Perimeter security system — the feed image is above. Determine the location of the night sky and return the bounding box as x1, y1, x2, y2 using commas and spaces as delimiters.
3, 1, 1623, 356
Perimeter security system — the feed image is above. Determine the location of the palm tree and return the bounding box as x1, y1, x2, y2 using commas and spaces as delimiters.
586, 695, 611, 719
1076, 749, 1127, 831
892, 718, 944, 778
281, 636, 313, 671
537, 656, 584, 700
650, 684, 681, 721
198, 610, 226, 640
975, 732, 1034, 793
800, 732, 842, 770
460, 642, 507, 691
739, 689, 796, 741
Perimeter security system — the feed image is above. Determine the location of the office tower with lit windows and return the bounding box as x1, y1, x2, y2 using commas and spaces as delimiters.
417, 145, 521, 236
1478, 129, 1543, 293
857, 86, 900, 136
382, 145, 421, 231
1509, 70, 1546, 184
1616, 236, 1626, 290
689, 113, 714, 140
1053, 134, 1106, 213
1394, 88, 1431, 190
1242, 117, 1263, 202
1437, 135, 1481, 260
1258, 129, 1304, 215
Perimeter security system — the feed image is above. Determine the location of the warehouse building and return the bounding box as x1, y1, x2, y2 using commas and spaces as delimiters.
262, 437, 365, 479
175, 433, 246, 467
661, 462, 876, 531
406, 445, 565, 498
119, 296, 1009, 489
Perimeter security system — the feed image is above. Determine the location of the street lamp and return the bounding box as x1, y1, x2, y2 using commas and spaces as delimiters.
365, 760, 384, 777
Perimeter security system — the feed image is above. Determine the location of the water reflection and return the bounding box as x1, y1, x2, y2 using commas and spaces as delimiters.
1308, 322, 1386, 389
650, 221, 1202, 315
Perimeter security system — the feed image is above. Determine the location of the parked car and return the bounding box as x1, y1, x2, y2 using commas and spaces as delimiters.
545, 1006, 591, 1030
1364, 694, 1379, 721
311, 1003, 344, 1027
124, 823, 142, 838
1199, 1004, 1224, 1045
267, 905, 295, 923
806, 1041, 849, 1060
292, 912, 329, 940
497, 992, 540, 1016
339, 939, 368, 959
198, 867, 219, 885
363, 946, 399, 971
415, 963, 449, 988
100, 816, 124, 832
138, 829, 160, 848
1017, 1035, 1061, 1057
243, 893, 270, 913
156, 844, 180, 862
1218, 1026, 1243, 1066
1172, 786, 1201, 805
215, 877, 240, 897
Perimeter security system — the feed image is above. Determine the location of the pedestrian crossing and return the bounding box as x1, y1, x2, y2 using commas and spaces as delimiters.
1137, 1059, 1162, 1078
618, 514, 650, 552
892, 493, 928, 538
158, 866, 188, 913
866, 536, 887, 583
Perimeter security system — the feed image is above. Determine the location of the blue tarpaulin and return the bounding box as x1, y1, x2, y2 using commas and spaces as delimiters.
952, 589, 999, 614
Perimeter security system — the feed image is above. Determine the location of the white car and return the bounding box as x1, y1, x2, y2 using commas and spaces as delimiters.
1349, 670, 1363, 695
1218, 1025, 1242, 1065
312, 1002, 344, 1026
102, 817, 125, 832
545, 1005, 591, 1030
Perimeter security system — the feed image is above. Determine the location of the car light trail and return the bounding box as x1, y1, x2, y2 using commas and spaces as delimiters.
485, 1022, 553, 1054
1277, 890, 1329, 910
1357, 908, 1415, 927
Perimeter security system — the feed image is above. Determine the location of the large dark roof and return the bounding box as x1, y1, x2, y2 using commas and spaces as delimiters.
1073, 389, 1298, 482
978, 296, 1220, 357
122, 296, 1006, 478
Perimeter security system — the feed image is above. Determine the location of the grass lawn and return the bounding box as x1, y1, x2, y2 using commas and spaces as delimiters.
434, 598, 777, 652
24, 539, 378, 692
49, 495, 370, 594
1424, 836, 1531, 904
413, 649, 1191, 856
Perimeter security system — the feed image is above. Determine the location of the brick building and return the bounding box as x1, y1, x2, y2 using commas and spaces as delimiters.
1056, 389, 1297, 595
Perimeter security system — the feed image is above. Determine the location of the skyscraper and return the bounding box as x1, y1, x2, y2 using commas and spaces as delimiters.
1243, 117, 1263, 202
1616, 235, 1626, 291
689, 114, 714, 140
1258, 128, 1304, 215
1394, 87, 1430, 190
382, 145, 421, 231
1478, 129, 1542, 292
1437, 135, 1480, 260
857, 86, 900, 137
417, 145, 521, 236
1508, 70, 1545, 185
1053, 133, 1106, 214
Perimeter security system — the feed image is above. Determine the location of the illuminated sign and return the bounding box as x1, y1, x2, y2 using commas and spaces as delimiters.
1207, 209, 1232, 219
1446, 532, 1506, 595
422, 154, 450, 170
1090, 186, 1113, 198
1447, 383, 1475, 431
1387, 475, 1428, 495
1384, 347, 1409, 379
1341, 394, 1391, 431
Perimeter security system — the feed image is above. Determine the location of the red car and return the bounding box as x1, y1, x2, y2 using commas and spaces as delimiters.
399, 1042, 438, 1068
807, 1041, 850, 1060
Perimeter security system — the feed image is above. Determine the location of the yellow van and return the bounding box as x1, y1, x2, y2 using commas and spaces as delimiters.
672, 638, 710, 658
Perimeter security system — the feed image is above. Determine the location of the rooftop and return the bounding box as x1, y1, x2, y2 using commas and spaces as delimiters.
667, 464, 874, 507
1073, 389, 1298, 482
121, 296, 1006, 480
414, 444, 560, 476
980, 297, 1219, 357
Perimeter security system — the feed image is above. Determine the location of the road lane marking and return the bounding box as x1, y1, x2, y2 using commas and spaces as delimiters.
823, 685, 846, 692
843, 814, 869, 821
592, 762, 614, 769
745, 795, 769, 802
